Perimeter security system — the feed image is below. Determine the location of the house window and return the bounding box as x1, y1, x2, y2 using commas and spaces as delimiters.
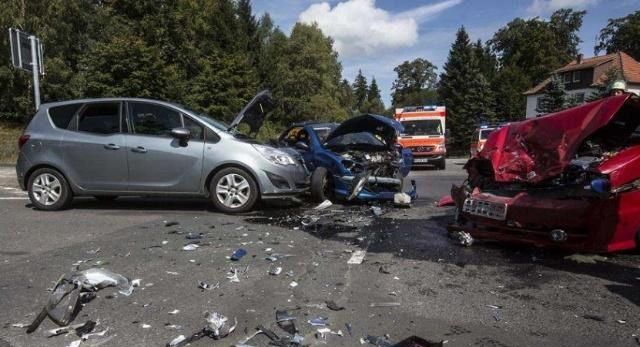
564, 73, 571, 84
573, 71, 581, 83
575, 92, 585, 103
536, 96, 543, 110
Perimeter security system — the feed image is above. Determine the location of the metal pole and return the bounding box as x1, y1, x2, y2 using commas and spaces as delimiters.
29, 35, 40, 111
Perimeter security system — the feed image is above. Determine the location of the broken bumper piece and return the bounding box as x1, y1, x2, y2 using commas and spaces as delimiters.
449, 188, 640, 253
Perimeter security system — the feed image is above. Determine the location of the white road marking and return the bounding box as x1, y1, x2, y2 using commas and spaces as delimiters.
0, 197, 29, 200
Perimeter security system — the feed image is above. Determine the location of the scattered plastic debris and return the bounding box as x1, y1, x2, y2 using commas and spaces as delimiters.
74, 268, 134, 296
347, 250, 366, 264
371, 206, 383, 216
26, 268, 134, 334
269, 266, 283, 276
186, 232, 204, 240
315, 200, 333, 210
231, 248, 247, 261
169, 310, 180, 315
199, 281, 220, 290
364, 335, 393, 347
317, 327, 343, 338
393, 192, 412, 207
183, 244, 200, 251
167, 335, 186, 347
66, 340, 82, 347
227, 269, 240, 283
205, 311, 237, 338
289, 281, 298, 288
308, 317, 329, 326
141, 324, 151, 329
326, 300, 345, 311
345, 323, 353, 336
166, 312, 237, 347
276, 309, 297, 335
453, 231, 473, 247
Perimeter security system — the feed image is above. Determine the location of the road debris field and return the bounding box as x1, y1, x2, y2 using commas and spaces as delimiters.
1, 163, 640, 347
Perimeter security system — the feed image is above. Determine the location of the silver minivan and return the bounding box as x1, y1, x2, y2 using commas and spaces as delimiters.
16, 91, 308, 213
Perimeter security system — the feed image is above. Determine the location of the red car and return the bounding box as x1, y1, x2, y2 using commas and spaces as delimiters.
449, 94, 640, 253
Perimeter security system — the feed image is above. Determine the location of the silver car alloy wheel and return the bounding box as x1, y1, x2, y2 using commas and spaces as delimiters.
215, 173, 251, 209
32, 173, 62, 206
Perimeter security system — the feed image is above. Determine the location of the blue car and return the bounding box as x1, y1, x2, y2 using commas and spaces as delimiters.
277, 114, 416, 203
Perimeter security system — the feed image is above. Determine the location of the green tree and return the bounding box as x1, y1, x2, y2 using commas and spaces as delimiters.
492, 65, 530, 121
338, 79, 355, 115
595, 10, 640, 61
366, 77, 385, 114
536, 74, 567, 114
391, 58, 438, 107
488, 9, 585, 120
550, 9, 586, 61
352, 70, 368, 112
270, 23, 346, 124
439, 27, 495, 155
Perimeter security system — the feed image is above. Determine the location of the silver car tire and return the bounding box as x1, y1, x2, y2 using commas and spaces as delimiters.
27, 168, 73, 211
210, 167, 258, 213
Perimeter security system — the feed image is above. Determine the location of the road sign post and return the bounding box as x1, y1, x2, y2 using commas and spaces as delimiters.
29, 35, 41, 110
9, 28, 44, 111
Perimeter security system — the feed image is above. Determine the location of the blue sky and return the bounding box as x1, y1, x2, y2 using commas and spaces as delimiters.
253, 0, 640, 106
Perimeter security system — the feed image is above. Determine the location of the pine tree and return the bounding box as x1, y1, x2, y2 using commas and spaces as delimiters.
536, 74, 567, 114
353, 70, 368, 113
366, 77, 385, 114
439, 27, 495, 155
338, 79, 356, 115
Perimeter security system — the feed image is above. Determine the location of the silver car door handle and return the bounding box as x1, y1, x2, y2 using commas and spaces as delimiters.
104, 143, 120, 150
131, 146, 147, 153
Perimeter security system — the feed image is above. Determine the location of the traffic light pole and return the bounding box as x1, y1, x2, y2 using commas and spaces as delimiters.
29, 35, 40, 110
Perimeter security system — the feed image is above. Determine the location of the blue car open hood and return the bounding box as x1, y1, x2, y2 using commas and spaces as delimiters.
325, 114, 405, 147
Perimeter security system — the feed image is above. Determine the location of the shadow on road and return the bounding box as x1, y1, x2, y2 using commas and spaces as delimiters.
244, 203, 640, 307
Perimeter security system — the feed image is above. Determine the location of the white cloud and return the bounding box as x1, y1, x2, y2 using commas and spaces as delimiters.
527, 0, 599, 15
298, 0, 462, 58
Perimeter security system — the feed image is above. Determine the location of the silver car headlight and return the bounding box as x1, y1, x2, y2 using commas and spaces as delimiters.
253, 144, 297, 166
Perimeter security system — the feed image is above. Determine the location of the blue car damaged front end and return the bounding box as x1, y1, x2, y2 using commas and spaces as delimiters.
314, 114, 417, 202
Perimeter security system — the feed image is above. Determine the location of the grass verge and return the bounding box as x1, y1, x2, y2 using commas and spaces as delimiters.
0, 123, 23, 165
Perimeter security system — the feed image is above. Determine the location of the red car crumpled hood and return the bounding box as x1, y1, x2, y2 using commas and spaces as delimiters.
478, 94, 632, 183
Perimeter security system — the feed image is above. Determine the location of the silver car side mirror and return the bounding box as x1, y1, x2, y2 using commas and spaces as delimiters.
171, 127, 191, 146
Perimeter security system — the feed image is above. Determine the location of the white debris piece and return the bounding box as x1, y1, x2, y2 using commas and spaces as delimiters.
314, 200, 333, 210
227, 269, 240, 283
347, 250, 366, 264
73, 268, 134, 296
454, 231, 473, 247
393, 192, 412, 206
289, 281, 298, 288
168, 309, 180, 315
168, 335, 186, 347
183, 244, 199, 251
66, 340, 82, 347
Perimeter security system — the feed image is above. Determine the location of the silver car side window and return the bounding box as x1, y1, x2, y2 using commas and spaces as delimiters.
129, 102, 181, 137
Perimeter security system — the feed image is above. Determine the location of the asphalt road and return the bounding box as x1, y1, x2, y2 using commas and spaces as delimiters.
0, 161, 639, 347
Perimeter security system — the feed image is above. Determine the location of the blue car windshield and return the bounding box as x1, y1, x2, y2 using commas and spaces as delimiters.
325, 132, 386, 149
